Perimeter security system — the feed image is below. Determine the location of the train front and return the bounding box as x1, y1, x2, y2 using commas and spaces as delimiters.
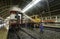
9, 11, 23, 30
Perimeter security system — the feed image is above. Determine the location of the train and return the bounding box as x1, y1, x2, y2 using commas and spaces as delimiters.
27, 15, 60, 28
9, 10, 41, 28
25, 15, 41, 28
42, 15, 60, 28
30, 15, 41, 23
9, 11, 23, 30
9, 10, 60, 29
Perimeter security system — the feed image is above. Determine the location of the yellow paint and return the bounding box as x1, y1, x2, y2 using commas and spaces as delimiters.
30, 15, 41, 23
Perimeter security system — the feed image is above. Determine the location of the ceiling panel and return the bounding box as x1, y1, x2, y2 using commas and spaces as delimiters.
0, 0, 60, 18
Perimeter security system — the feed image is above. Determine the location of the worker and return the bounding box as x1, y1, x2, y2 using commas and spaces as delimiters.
39, 22, 44, 33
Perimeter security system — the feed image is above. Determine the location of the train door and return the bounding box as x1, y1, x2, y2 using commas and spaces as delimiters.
15, 12, 23, 25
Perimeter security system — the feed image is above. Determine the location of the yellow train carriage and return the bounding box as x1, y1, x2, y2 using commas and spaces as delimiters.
29, 15, 41, 27
30, 15, 41, 23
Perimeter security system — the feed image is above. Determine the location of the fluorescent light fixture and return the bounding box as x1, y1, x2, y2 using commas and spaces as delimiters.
22, 0, 41, 13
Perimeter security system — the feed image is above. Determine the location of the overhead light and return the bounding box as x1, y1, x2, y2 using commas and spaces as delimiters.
22, 0, 41, 13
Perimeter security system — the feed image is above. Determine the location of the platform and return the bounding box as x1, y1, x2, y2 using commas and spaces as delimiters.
0, 28, 8, 39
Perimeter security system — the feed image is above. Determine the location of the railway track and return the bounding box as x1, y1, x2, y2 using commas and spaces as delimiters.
7, 27, 37, 39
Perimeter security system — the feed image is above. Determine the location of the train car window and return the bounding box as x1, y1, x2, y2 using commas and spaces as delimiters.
32, 17, 33, 19
37, 16, 40, 18
47, 17, 50, 19
43, 17, 45, 20
15, 16, 20, 19
34, 16, 35, 19
32, 16, 35, 19
57, 16, 60, 19
51, 16, 56, 19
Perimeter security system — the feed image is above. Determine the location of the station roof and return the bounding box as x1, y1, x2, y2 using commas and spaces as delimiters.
0, 0, 60, 18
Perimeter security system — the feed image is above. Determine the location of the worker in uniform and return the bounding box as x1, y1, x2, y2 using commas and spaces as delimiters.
39, 22, 44, 33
